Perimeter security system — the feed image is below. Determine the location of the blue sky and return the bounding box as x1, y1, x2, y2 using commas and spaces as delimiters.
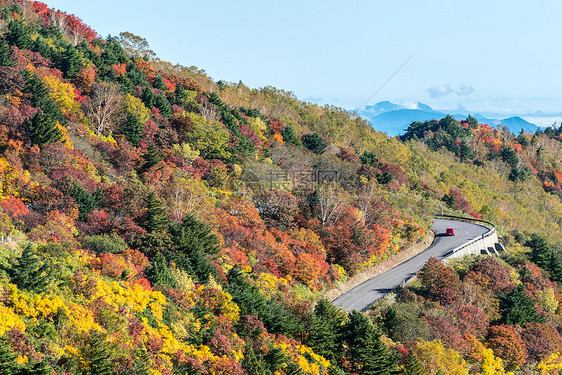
43, 0, 562, 115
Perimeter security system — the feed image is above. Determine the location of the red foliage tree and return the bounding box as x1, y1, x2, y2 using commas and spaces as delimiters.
487, 324, 527, 370
520, 322, 561, 362
455, 305, 489, 338
419, 257, 461, 305
464, 256, 514, 294
0, 195, 29, 217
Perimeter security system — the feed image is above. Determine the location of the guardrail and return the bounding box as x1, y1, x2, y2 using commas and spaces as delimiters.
435, 214, 498, 255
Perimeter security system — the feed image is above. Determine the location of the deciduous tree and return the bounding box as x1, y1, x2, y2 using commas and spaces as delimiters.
83, 82, 124, 136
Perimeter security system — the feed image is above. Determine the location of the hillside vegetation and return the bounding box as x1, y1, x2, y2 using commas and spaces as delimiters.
0, 1, 560, 374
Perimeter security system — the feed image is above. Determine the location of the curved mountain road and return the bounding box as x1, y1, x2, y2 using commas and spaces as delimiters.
332, 219, 490, 311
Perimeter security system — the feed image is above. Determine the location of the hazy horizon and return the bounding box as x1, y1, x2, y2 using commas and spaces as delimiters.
43, 0, 562, 117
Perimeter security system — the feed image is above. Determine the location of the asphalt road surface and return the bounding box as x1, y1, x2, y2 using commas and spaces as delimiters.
332, 219, 490, 311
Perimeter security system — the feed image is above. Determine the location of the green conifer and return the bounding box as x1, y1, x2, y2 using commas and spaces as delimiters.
8, 244, 51, 293
33, 38, 53, 60
6, 20, 32, 50
281, 126, 300, 146
343, 311, 397, 375
142, 87, 155, 109
122, 114, 144, 146
459, 139, 473, 160
549, 251, 562, 283
24, 359, 52, 375
143, 191, 169, 233
501, 284, 545, 326
139, 143, 162, 173
527, 234, 550, 269
285, 362, 305, 375
154, 95, 172, 118
146, 253, 179, 289
8, 244, 51, 292
403, 354, 424, 375
22, 71, 50, 107
242, 344, 267, 375
153, 76, 167, 91
0, 40, 15, 67
83, 332, 114, 375
61, 45, 83, 79
132, 346, 151, 375
301, 132, 327, 155
173, 83, 188, 106
71, 184, 103, 221
0, 338, 19, 375
171, 214, 220, 255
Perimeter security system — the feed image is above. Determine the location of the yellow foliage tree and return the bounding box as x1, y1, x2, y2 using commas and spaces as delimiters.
415, 339, 469, 375
42, 75, 81, 115
123, 93, 150, 124
537, 352, 562, 374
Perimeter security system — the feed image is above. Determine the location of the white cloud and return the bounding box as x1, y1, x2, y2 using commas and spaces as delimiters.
428, 84, 454, 98
399, 98, 419, 109
428, 83, 474, 98
457, 83, 474, 96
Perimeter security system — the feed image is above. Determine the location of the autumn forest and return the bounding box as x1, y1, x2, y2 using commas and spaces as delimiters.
0, 1, 561, 374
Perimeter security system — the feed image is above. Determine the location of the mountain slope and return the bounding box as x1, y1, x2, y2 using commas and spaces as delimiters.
0, 2, 559, 374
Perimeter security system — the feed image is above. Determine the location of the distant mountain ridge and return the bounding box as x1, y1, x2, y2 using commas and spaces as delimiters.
358, 101, 540, 136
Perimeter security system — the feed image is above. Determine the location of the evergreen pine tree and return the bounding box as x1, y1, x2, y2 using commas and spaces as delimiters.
61, 45, 83, 79
155, 95, 172, 118
40, 98, 65, 125
8, 244, 51, 293
146, 252, 179, 289
306, 316, 339, 362
306, 299, 345, 362
327, 365, 346, 375
71, 184, 103, 221
33, 38, 53, 60
549, 251, 562, 283
173, 83, 188, 106
242, 344, 268, 375
501, 284, 545, 326
153, 76, 167, 91
24, 359, 52, 375
500, 146, 519, 168
301, 133, 327, 155
21, 71, 50, 107
143, 191, 169, 233
459, 139, 473, 161
187, 248, 215, 284
6, 20, 32, 50
342, 311, 397, 375
169, 214, 220, 284
466, 114, 478, 128
0, 338, 19, 375
142, 87, 155, 109
403, 354, 424, 375
285, 362, 305, 375
28, 110, 63, 146
171, 214, 220, 255
360, 151, 381, 168
527, 234, 550, 269
122, 114, 144, 146
139, 143, 162, 173
281, 126, 300, 146
132, 346, 151, 375
0, 40, 15, 67
118, 74, 134, 94
83, 332, 114, 375
264, 347, 285, 372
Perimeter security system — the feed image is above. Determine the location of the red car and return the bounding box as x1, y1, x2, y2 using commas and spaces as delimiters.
445, 227, 456, 236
